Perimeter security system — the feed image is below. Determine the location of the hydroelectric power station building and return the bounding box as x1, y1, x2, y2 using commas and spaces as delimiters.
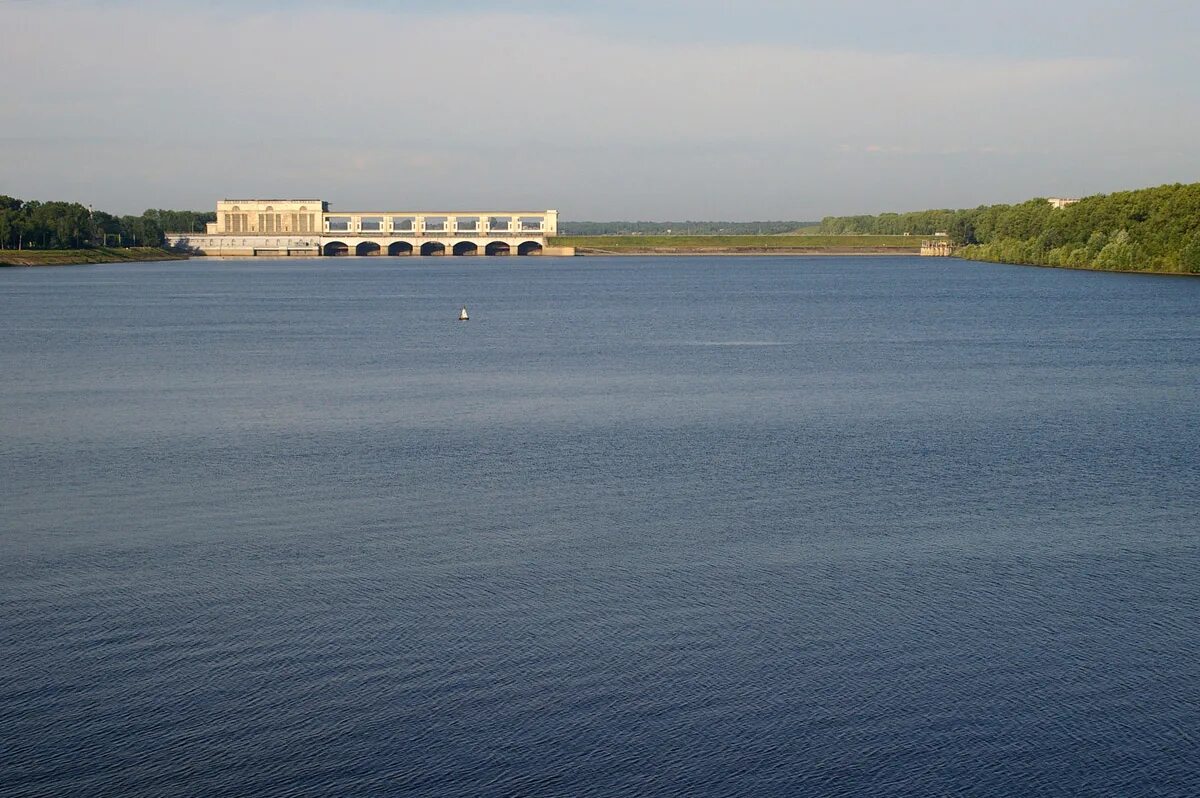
164, 199, 572, 257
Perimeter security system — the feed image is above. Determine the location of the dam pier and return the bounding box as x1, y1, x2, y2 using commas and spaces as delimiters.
164, 199, 573, 257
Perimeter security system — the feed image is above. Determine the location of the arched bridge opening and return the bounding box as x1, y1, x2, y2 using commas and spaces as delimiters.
323, 241, 350, 256
420, 242, 445, 257
453, 241, 478, 256
518, 241, 543, 256
387, 241, 413, 256
356, 242, 381, 257
485, 242, 510, 256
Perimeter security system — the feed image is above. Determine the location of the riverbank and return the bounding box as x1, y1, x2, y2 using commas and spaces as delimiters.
548, 234, 922, 255
0, 247, 186, 267
819, 182, 1200, 275
957, 251, 1200, 277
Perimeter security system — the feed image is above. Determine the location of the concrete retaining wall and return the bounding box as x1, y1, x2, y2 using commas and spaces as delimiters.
165, 233, 573, 258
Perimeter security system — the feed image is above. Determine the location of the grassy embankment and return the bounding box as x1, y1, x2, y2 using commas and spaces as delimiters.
548, 234, 922, 255
0, 247, 186, 267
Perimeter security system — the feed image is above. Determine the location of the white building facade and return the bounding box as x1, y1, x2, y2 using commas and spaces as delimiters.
165, 199, 571, 257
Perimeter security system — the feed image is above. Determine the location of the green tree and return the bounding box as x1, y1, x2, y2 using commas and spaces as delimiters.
1179, 233, 1200, 273
1095, 230, 1135, 270
948, 214, 977, 245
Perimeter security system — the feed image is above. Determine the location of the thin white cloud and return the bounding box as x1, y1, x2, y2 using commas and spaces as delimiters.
0, 4, 1129, 144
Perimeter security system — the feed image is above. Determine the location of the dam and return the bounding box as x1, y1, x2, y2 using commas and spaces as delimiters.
163, 199, 573, 257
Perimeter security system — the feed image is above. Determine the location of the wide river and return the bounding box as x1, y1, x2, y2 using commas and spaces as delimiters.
2, 256, 1198, 797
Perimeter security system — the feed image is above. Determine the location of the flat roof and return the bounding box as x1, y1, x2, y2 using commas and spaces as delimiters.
216, 201, 556, 214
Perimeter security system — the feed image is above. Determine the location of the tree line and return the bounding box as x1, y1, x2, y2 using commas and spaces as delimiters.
817, 182, 1200, 273
0, 196, 215, 250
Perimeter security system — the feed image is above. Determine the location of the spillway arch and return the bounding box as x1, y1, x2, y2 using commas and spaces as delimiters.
319, 239, 547, 256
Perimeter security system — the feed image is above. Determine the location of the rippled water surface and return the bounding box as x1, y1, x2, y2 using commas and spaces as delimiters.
3, 256, 1199, 796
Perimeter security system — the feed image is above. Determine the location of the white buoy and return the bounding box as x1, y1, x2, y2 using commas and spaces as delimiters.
458, 305, 469, 321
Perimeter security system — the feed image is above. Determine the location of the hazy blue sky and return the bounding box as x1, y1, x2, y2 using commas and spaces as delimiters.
2, 0, 1198, 219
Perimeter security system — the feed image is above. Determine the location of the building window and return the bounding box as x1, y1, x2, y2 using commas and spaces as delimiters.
327, 216, 350, 232
361, 216, 383, 232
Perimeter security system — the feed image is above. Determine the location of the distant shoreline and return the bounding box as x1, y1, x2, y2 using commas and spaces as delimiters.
571, 248, 921, 256
0, 247, 186, 267
550, 234, 922, 257
962, 255, 1200, 277
3, 249, 1195, 274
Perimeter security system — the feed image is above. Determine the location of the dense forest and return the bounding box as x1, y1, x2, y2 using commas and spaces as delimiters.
818, 182, 1200, 273
0, 196, 214, 250
560, 220, 815, 235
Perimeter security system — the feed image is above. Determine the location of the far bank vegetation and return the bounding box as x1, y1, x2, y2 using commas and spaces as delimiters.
818, 182, 1200, 274
0, 195, 213, 252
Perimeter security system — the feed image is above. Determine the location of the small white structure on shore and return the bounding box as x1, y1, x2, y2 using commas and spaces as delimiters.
921, 239, 954, 256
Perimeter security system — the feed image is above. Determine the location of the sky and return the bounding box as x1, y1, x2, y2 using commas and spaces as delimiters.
2, 0, 1199, 219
